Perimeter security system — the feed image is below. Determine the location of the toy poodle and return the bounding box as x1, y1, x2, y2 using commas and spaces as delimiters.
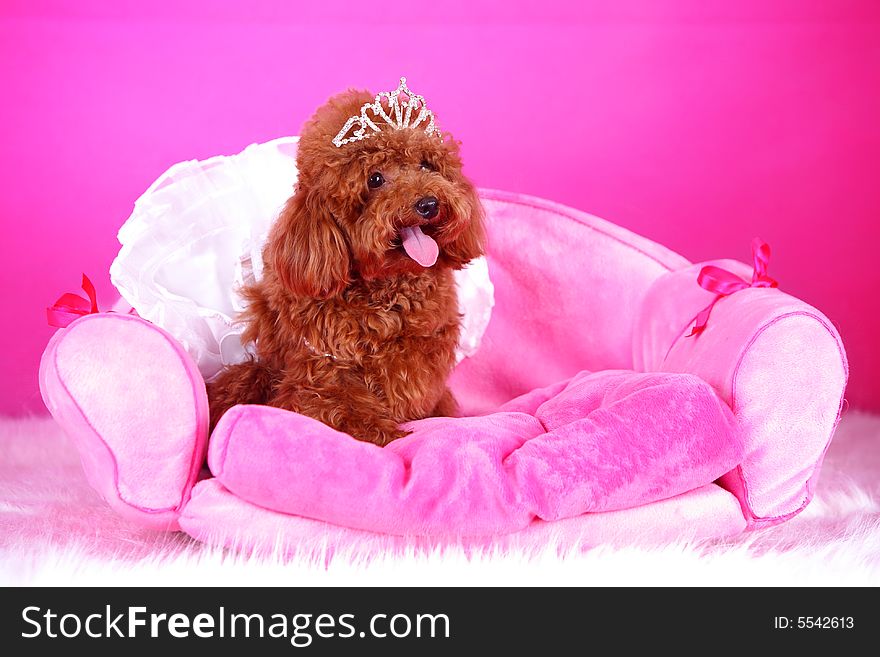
207, 78, 485, 445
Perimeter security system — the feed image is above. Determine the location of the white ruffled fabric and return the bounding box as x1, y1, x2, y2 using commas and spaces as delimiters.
109, 137, 494, 381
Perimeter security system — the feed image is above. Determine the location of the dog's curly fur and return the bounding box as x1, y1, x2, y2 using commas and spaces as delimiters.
207, 88, 485, 445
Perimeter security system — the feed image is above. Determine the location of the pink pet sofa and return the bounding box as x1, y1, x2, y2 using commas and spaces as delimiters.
39, 189, 847, 555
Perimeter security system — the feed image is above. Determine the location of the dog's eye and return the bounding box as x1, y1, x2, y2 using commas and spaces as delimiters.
420, 160, 435, 172
367, 172, 385, 189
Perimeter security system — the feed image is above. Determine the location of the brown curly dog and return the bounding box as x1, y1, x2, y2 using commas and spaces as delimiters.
207, 85, 485, 445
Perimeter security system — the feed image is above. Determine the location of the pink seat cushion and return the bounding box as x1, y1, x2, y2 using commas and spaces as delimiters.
208, 370, 743, 537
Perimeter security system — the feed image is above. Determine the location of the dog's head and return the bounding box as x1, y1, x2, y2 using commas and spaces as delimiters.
266, 87, 485, 298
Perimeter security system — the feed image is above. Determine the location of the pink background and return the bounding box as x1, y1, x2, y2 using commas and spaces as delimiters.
2, 1, 878, 415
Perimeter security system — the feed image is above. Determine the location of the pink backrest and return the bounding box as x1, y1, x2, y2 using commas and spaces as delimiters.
450, 190, 689, 414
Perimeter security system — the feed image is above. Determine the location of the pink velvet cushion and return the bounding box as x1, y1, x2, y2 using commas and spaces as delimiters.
208, 370, 743, 537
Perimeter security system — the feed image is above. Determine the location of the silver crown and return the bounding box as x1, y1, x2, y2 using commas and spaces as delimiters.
332, 77, 441, 148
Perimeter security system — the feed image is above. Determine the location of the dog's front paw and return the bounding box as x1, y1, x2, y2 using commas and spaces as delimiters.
354, 423, 410, 447
375, 426, 411, 447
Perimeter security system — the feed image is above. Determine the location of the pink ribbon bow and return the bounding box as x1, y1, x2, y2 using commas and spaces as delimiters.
47, 274, 100, 328
686, 238, 778, 337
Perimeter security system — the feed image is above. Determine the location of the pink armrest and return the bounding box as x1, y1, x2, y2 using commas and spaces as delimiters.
634, 259, 848, 527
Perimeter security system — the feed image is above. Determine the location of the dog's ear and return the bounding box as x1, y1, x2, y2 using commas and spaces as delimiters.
266, 189, 351, 298
442, 181, 486, 269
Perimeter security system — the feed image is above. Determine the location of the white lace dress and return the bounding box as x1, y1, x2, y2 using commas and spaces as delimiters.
109, 137, 494, 381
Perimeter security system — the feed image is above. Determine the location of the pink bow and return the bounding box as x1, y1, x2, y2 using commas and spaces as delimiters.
686, 238, 778, 337
47, 274, 100, 328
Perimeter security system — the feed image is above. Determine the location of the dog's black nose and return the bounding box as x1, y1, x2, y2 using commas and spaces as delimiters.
415, 196, 439, 220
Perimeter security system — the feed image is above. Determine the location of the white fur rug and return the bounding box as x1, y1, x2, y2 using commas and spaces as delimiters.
1, 412, 878, 586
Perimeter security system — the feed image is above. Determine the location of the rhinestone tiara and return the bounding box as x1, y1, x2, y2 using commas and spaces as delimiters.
332, 77, 441, 148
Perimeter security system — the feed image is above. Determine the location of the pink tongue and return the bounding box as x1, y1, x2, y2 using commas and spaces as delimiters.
400, 225, 439, 267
